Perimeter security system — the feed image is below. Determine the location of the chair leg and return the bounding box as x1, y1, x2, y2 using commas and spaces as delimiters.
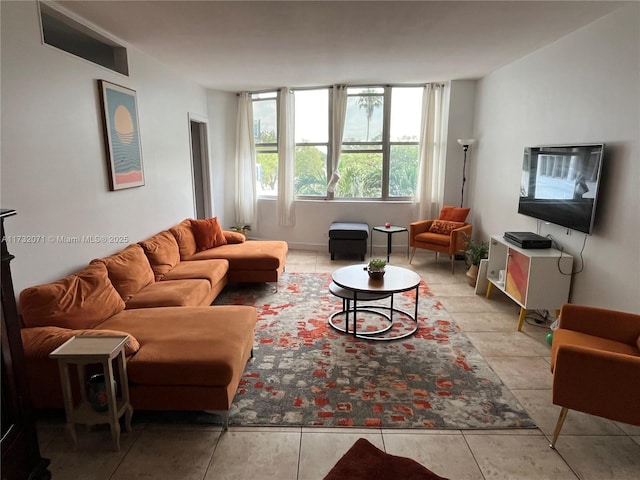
550, 407, 569, 449
409, 247, 416, 264
450, 255, 455, 274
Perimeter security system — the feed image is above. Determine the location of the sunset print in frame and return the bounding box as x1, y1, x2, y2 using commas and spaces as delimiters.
98, 80, 145, 190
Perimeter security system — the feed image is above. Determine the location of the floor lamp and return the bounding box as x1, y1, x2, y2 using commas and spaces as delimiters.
457, 139, 476, 207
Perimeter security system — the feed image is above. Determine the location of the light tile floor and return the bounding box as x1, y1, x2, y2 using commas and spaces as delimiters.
37, 249, 640, 479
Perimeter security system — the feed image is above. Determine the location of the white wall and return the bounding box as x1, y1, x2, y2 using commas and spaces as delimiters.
1, 1, 209, 294
469, 4, 640, 312
206, 90, 237, 228
444, 80, 477, 209
255, 199, 419, 255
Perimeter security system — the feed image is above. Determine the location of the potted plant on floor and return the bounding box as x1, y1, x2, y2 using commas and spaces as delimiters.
367, 258, 387, 280
230, 224, 252, 238
465, 237, 489, 287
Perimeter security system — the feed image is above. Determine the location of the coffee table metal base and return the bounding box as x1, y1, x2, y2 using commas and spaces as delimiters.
329, 305, 418, 340
328, 280, 419, 341
329, 307, 393, 336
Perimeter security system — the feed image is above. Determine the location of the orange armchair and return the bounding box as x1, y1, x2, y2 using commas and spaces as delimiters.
549, 304, 640, 448
409, 206, 472, 273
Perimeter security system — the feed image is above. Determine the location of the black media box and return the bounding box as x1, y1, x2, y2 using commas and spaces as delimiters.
503, 231, 552, 249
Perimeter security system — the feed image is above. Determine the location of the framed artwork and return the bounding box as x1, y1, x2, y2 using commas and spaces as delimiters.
98, 80, 145, 190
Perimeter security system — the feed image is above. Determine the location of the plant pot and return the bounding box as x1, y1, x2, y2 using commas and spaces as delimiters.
466, 264, 479, 287
88, 373, 117, 412
367, 268, 385, 280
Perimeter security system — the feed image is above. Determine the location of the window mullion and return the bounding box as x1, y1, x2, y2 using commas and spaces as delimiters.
381, 86, 392, 200
327, 88, 335, 200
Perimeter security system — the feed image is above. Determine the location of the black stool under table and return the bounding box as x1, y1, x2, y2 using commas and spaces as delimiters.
328, 222, 369, 260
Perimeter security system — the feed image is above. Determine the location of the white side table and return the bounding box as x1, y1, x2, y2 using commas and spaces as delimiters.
49, 335, 133, 451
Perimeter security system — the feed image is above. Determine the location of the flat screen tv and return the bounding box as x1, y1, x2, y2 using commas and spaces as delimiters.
518, 144, 604, 234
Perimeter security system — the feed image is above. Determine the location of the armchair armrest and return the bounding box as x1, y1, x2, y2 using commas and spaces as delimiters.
409, 220, 433, 237
559, 304, 640, 346
450, 224, 472, 255
552, 343, 640, 425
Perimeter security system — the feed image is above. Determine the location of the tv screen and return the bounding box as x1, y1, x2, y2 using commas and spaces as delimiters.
518, 144, 604, 234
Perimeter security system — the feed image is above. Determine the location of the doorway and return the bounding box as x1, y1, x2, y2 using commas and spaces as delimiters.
189, 116, 212, 219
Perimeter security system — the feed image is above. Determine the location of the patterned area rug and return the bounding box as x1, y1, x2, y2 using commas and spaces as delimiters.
214, 272, 535, 429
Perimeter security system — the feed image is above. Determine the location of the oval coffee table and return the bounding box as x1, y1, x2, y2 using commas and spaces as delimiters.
330, 264, 421, 340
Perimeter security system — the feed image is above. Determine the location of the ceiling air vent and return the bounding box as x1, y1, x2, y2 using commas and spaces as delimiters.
39, 2, 128, 76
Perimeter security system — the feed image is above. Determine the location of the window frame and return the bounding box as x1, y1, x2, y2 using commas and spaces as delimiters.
252, 92, 279, 197
251, 84, 423, 201
336, 86, 420, 201
292, 87, 331, 199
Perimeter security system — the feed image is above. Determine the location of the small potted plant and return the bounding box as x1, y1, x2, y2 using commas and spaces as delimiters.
464, 236, 489, 287
367, 258, 387, 280
230, 224, 252, 238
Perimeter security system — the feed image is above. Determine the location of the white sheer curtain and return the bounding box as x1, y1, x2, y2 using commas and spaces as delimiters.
277, 88, 295, 226
235, 92, 257, 226
415, 83, 445, 220
327, 85, 348, 193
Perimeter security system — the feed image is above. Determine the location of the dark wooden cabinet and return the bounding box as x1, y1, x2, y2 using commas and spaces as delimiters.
1, 209, 50, 480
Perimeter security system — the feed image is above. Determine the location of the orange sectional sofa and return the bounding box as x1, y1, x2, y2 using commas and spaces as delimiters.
18, 219, 288, 428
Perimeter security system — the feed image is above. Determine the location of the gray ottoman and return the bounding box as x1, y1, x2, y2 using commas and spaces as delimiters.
329, 222, 369, 260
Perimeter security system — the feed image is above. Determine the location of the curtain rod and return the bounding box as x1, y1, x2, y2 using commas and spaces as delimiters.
236, 82, 446, 95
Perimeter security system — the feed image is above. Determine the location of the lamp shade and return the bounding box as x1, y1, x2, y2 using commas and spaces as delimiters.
457, 138, 476, 147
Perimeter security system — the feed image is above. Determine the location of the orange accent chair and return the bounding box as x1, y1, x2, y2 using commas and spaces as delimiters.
549, 304, 640, 448
409, 206, 472, 273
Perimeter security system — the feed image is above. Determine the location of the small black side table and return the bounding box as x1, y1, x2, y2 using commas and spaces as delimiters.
370, 225, 409, 262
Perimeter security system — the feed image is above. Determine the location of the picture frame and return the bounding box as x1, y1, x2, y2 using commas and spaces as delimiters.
98, 80, 145, 190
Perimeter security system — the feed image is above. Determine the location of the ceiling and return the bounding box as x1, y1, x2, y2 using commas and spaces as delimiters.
57, 1, 624, 92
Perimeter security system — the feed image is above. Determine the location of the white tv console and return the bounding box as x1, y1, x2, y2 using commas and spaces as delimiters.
485, 235, 573, 331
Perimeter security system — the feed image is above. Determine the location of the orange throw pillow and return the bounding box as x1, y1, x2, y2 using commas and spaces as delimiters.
438, 206, 470, 222
190, 217, 228, 251
428, 220, 465, 235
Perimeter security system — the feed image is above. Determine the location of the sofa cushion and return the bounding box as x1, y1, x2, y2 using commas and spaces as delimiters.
185, 240, 286, 271
20, 263, 125, 329
99, 306, 257, 388
92, 244, 155, 302
428, 220, 465, 235
223, 230, 246, 244
191, 217, 227, 251
161, 259, 229, 287
139, 230, 180, 281
438, 206, 470, 222
124, 279, 213, 309
21, 326, 140, 358
169, 219, 197, 259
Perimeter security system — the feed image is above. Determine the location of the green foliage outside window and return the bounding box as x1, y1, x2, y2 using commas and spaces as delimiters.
253, 87, 421, 199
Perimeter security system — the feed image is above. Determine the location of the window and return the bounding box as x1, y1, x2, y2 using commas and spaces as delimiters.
338, 87, 385, 198
294, 89, 329, 197
389, 87, 422, 198
336, 86, 422, 199
252, 92, 278, 196
252, 85, 423, 200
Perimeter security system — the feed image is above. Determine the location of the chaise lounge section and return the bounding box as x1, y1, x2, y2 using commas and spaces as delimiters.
18, 217, 288, 426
